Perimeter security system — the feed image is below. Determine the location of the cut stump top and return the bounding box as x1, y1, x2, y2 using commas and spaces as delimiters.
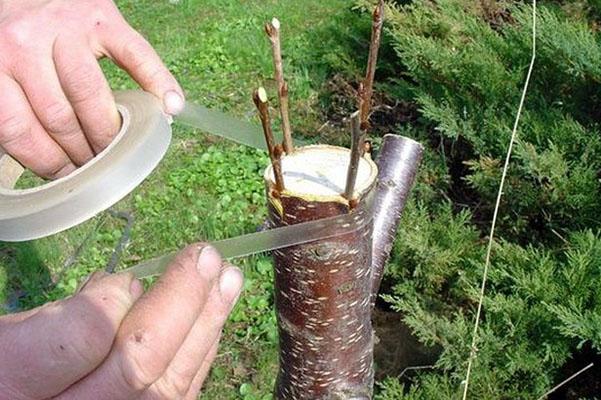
264, 145, 378, 201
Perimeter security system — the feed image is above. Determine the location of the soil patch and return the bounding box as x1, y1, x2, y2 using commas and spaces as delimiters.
372, 308, 440, 382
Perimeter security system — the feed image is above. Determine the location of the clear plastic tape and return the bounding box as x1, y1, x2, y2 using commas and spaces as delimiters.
123, 191, 375, 279
0, 90, 172, 242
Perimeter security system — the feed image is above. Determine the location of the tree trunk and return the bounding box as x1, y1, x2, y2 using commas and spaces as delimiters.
265, 137, 422, 399
265, 145, 378, 399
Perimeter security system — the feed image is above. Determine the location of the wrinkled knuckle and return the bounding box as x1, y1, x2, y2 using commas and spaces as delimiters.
62, 65, 103, 104
119, 330, 163, 391
155, 370, 193, 400
41, 102, 77, 135
135, 61, 163, 85
144, 65, 166, 84
122, 32, 151, 60
0, 113, 29, 146
122, 36, 162, 77
2, 18, 33, 50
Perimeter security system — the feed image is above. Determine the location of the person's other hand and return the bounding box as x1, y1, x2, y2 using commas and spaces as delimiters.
0, 244, 243, 400
0, 0, 184, 179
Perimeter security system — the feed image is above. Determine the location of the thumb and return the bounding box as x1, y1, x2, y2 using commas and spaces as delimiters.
0, 272, 143, 399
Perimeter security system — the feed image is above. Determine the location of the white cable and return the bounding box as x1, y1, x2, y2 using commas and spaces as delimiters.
461, 2, 537, 398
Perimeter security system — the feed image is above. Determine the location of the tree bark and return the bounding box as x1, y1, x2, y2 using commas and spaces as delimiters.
265, 18, 294, 154
265, 136, 423, 398
370, 134, 423, 304
265, 145, 378, 399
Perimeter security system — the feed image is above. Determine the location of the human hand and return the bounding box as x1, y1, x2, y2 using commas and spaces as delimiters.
0, 244, 243, 400
0, 0, 184, 179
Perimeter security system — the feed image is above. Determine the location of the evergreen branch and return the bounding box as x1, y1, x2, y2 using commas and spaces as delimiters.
462, 1, 537, 398
536, 363, 594, 400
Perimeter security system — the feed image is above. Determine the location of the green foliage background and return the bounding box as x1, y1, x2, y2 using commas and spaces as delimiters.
351, 0, 601, 398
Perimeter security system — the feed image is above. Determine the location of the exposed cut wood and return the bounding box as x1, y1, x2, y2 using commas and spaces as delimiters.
344, 111, 367, 200
265, 145, 375, 199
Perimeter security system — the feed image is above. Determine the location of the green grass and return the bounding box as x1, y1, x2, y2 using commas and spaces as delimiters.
0, 0, 361, 398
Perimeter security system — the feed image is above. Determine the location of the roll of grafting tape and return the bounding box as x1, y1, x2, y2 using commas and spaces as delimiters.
0, 90, 171, 242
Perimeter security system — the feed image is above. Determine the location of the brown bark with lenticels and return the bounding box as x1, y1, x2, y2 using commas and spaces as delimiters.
265, 145, 378, 400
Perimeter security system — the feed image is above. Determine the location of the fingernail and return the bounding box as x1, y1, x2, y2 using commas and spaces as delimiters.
197, 245, 222, 281
163, 90, 185, 115
219, 267, 244, 306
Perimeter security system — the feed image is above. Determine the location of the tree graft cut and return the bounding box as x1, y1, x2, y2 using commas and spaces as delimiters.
253, 87, 285, 191
259, 4, 423, 399
265, 145, 378, 399
344, 112, 367, 201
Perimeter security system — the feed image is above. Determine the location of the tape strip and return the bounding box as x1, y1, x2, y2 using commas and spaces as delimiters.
0, 90, 308, 242
178, 102, 307, 149
123, 189, 375, 279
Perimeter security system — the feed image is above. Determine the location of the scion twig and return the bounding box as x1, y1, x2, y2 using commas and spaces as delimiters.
344, 111, 366, 200
253, 87, 285, 191
358, 0, 385, 132
265, 17, 294, 154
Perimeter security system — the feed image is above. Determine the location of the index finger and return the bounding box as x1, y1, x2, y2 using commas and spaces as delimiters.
56, 244, 223, 400
101, 26, 185, 115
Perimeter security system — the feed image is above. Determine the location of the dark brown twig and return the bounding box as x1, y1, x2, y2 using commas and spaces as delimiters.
253, 87, 285, 191
344, 111, 366, 200
265, 17, 294, 154
358, 0, 385, 131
